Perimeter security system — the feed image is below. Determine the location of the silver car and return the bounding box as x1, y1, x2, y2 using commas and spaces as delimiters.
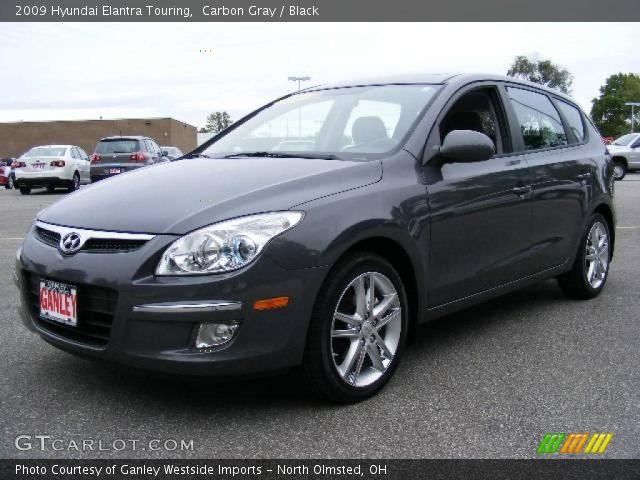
607, 133, 640, 180
90, 136, 169, 182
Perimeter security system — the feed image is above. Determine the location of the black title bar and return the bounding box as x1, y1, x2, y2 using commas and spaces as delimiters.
2, 0, 640, 21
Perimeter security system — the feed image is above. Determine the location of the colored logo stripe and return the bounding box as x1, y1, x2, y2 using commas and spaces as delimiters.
538, 433, 613, 454
537, 433, 566, 454
584, 433, 613, 454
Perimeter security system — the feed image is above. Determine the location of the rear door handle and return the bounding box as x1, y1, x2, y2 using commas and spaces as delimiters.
512, 185, 531, 196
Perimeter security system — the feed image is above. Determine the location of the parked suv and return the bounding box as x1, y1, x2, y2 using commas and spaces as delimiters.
15, 74, 615, 403
14, 145, 91, 194
90, 136, 169, 182
607, 133, 640, 180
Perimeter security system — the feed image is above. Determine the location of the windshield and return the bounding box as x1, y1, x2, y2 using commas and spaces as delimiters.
96, 139, 140, 154
202, 85, 439, 159
612, 134, 639, 146
163, 147, 182, 156
23, 147, 67, 157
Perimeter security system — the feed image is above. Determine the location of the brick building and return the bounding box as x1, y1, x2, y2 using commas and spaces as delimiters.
0, 117, 197, 158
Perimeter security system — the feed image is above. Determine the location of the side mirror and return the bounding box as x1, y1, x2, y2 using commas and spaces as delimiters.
440, 130, 495, 163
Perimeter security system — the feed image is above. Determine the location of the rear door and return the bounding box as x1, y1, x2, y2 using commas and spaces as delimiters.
503, 85, 589, 272
74, 147, 91, 183
425, 83, 533, 306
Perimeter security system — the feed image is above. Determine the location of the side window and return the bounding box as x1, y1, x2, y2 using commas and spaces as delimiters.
149, 140, 160, 154
507, 87, 568, 150
556, 100, 585, 143
70, 148, 80, 159
439, 87, 508, 154
78, 148, 89, 160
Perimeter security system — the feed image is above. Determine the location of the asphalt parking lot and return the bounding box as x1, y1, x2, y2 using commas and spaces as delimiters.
1, 177, 639, 460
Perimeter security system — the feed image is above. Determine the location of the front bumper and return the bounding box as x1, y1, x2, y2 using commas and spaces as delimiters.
15, 226, 328, 376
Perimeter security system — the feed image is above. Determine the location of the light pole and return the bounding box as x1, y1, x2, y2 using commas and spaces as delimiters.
288, 76, 310, 92
288, 76, 311, 137
625, 102, 640, 132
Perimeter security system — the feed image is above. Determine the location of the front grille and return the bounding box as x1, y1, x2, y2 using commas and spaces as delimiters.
27, 273, 118, 347
83, 238, 147, 252
36, 226, 60, 247
34, 225, 148, 253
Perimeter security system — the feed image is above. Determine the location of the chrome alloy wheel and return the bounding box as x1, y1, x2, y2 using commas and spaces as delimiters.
613, 164, 625, 180
585, 221, 609, 289
330, 272, 402, 387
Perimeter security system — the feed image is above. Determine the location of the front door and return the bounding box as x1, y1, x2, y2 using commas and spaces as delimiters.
424, 85, 533, 307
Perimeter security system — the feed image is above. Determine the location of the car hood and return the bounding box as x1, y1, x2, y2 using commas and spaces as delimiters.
607, 145, 629, 153
38, 157, 382, 234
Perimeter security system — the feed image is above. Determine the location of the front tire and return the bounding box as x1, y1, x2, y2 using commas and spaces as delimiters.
558, 213, 611, 299
302, 253, 408, 403
613, 160, 626, 181
19, 186, 31, 195
46, 185, 55, 193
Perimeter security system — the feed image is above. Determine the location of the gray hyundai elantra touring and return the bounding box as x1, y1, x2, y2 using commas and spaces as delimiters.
15, 74, 616, 402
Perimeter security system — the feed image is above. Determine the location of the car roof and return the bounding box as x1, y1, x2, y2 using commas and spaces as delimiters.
99, 136, 148, 141
303, 73, 576, 103
30, 145, 72, 148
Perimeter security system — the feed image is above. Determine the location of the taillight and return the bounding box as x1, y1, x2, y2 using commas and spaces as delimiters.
14, 161, 26, 168
50, 160, 66, 167
130, 152, 146, 162
91, 154, 101, 163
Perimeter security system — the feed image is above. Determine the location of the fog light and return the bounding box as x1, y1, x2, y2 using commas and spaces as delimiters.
195, 321, 239, 348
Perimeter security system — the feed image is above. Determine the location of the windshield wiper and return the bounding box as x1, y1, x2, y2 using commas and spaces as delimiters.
185, 152, 213, 159
223, 151, 339, 160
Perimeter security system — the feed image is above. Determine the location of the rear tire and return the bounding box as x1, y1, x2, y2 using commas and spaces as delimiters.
68, 172, 80, 192
19, 186, 31, 195
46, 185, 55, 193
558, 213, 611, 299
613, 160, 626, 181
302, 253, 408, 403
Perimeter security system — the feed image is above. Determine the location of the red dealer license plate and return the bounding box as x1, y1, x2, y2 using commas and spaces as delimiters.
39, 279, 78, 327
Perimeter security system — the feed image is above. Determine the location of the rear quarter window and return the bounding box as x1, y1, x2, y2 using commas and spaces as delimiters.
556, 100, 586, 143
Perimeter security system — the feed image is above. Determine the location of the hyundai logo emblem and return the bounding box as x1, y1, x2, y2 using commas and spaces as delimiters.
60, 232, 83, 254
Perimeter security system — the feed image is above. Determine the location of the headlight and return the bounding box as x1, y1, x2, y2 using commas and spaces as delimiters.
156, 211, 303, 275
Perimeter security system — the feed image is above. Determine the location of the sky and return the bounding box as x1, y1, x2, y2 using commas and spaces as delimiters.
0, 23, 638, 128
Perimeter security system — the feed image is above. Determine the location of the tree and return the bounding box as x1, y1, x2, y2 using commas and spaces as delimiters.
507, 55, 573, 94
590, 73, 640, 138
205, 111, 233, 134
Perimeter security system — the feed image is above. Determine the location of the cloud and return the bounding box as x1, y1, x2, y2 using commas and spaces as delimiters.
1, 22, 638, 127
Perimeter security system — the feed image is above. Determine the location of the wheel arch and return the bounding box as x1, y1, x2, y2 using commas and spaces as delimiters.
592, 202, 616, 258
327, 235, 424, 343
611, 155, 628, 168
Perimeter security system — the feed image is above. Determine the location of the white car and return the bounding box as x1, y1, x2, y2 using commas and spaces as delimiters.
607, 133, 640, 180
14, 145, 91, 194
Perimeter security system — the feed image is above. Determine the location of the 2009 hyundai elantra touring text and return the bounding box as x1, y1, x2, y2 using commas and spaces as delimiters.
15, 74, 615, 402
